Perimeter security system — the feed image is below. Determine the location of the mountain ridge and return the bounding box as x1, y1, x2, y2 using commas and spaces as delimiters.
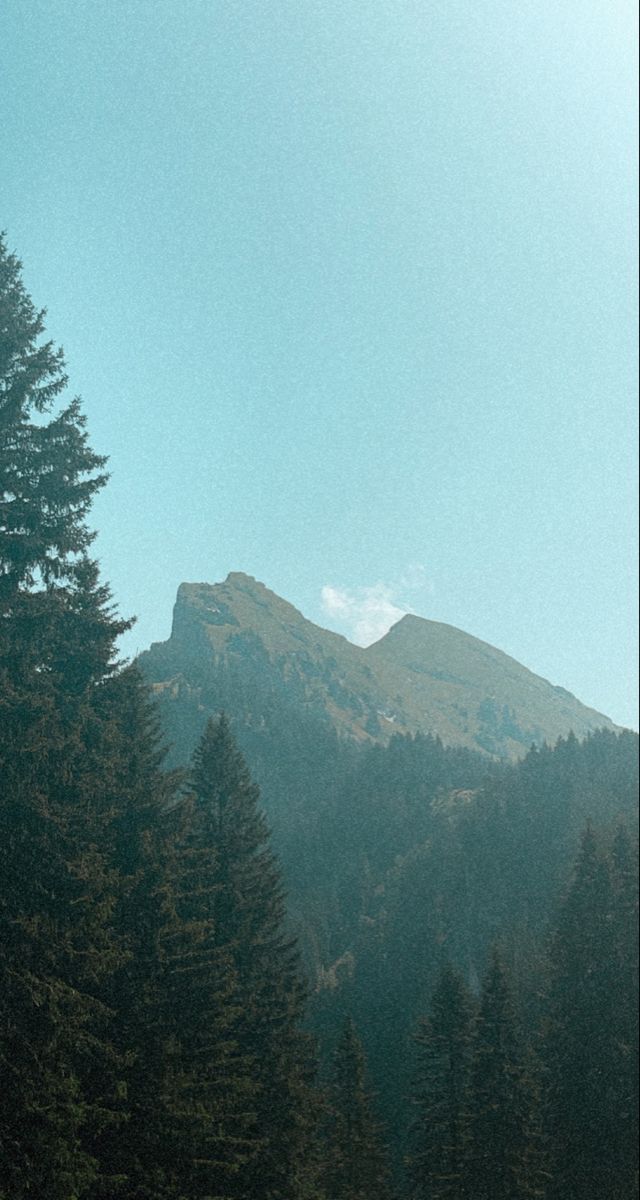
139, 572, 617, 761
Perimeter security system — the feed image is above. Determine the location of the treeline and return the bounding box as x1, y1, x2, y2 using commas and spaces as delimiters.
319, 825, 639, 1200
409, 824, 639, 1200
318, 723, 638, 1158
1, 236, 637, 1198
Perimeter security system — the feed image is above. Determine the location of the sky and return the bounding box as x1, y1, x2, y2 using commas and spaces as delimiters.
1, 0, 637, 728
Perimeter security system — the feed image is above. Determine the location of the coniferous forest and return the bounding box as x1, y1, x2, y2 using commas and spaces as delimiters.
1, 236, 638, 1198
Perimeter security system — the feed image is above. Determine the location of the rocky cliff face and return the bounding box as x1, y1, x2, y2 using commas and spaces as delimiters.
138, 572, 616, 762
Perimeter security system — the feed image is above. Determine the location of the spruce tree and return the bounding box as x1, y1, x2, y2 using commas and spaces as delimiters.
0, 236, 107, 604
155, 769, 256, 1198
189, 714, 316, 1199
408, 962, 474, 1200
464, 948, 542, 1200
325, 1016, 392, 1200
78, 665, 181, 1199
543, 826, 637, 1200
610, 825, 639, 1195
0, 235, 129, 1197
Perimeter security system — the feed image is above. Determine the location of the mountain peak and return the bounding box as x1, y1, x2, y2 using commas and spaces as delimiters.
375, 612, 422, 637
225, 571, 262, 588
141, 574, 617, 759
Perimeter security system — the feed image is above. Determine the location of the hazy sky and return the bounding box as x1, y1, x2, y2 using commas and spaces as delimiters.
1, 0, 637, 727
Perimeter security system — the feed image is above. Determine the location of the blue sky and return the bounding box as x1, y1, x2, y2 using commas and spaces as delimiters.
1, 0, 637, 727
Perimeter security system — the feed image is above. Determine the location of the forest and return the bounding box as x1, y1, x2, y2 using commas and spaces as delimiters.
1, 234, 638, 1199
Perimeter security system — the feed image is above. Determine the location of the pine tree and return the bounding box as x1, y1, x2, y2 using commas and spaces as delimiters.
189, 714, 316, 1199
74, 665, 180, 1199
0, 235, 130, 1196
0, 727, 116, 1199
408, 962, 474, 1200
464, 948, 542, 1200
324, 1016, 392, 1200
543, 826, 637, 1200
610, 825, 639, 1195
155, 771, 256, 1198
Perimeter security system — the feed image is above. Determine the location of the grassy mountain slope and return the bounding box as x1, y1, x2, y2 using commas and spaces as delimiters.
139, 572, 616, 761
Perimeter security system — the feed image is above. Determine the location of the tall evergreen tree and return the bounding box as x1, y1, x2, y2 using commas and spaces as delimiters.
154, 762, 256, 1198
464, 948, 542, 1200
0, 235, 130, 1197
189, 714, 317, 1200
0, 236, 107, 604
81, 669, 263, 1200
543, 826, 637, 1200
610, 825, 640, 1196
324, 1017, 392, 1200
78, 665, 181, 1199
408, 962, 475, 1200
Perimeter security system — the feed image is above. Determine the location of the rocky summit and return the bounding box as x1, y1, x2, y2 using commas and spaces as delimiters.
138, 572, 616, 761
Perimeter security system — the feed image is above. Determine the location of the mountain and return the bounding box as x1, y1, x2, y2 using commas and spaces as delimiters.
138, 572, 616, 761
138, 573, 635, 1174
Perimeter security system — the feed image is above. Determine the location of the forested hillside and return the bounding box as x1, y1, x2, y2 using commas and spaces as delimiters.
139, 609, 639, 1176
1, 238, 637, 1198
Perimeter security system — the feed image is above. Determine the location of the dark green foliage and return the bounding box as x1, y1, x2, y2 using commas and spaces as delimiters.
0, 237, 324, 1198
155, 748, 255, 1197
78, 666, 180, 1198
0, 236, 107, 603
143, 655, 638, 1191
0, 236, 130, 1197
408, 963, 475, 1200
189, 714, 317, 1199
543, 826, 639, 1200
464, 949, 543, 1200
610, 825, 640, 1194
324, 1017, 392, 1200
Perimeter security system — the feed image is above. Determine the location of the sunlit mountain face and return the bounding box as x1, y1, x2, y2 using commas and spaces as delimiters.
139, 571, 617, 765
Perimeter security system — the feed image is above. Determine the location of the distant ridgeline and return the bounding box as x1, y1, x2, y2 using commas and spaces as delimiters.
139, 572, 616, 762
139, 573, 637, 1169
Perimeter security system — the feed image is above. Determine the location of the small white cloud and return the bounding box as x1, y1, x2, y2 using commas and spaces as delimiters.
320, 581, 411, 646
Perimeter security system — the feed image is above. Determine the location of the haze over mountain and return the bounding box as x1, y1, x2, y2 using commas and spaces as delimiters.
139, 572, 616, 762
